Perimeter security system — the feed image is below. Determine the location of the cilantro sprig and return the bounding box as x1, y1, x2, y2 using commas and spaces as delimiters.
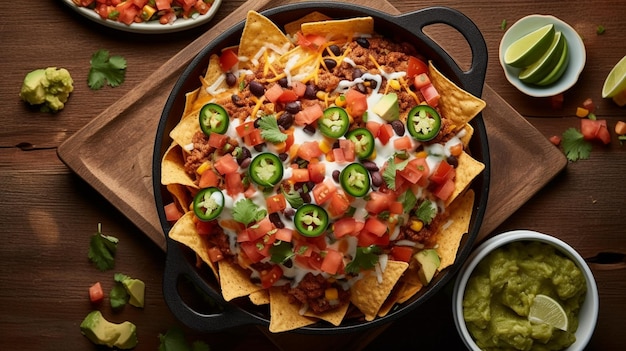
382, 157, 409, 190
159, 327, 210, 351
257, 115, 287, 143
88, 49, 127, 90
561, 128, 592, 161
415, 200, 437, 225
232, 198, 267, 226
88, 223, 118, 271
345, 245, 382, 274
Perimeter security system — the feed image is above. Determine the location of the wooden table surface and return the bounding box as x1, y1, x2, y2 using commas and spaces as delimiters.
1, 1, 624, 350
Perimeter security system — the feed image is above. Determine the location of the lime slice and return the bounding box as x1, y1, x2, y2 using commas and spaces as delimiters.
602, 55, 626, 98
504, 24, 556, 68
536, 36, 570, 86
528, 294, 569, 331
519, 31, 566, 84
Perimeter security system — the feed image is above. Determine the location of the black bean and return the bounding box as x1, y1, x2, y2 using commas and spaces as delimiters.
391, 120, 405, 136
231, 94, 244, 106
305, 181, 316, 192
269, 212, 285, 229
326, 44, 341, 56
304, 84, 317, 99
278, 152, 288, 162
278, 77, 289, 88
361, 160, 379, 172
241, 147, 252, 160
285, 101, 302, 114
368, 79, 377, 89
323, 58, 337, 70
356, 37, 370, 48
356, 82, 367, 94
249, 80, 265, 97
370, 171, 383, 187
332, 170, 340, 182
277, 112, 294, 130
353, 68, 363, 79
225, 72, 237, 87
239, 158, 252, 169
253, 118, 261, 128
283, 208, 295, 219
446, 155, 459, 168
254, 143, 265, 152
303, 124, 316, 135
301, 192, 311, 203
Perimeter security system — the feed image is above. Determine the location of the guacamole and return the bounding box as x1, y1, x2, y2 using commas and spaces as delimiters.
463, 241, 586, 351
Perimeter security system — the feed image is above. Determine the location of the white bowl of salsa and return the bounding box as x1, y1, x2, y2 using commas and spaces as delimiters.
452, 230, 599, 350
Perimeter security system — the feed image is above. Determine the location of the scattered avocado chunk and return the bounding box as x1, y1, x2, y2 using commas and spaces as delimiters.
80, 311, 138, 349
372, 93, 399, 121
19, 67, 73, 112
114, 273, 146, 308
414, 249, 441, 285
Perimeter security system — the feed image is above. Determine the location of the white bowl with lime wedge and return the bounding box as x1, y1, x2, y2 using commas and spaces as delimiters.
500, 15, 586, 97
452, 230, 599, 351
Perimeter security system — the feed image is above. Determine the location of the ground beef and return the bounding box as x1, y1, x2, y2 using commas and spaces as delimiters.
184, 132, 213, 178
396, 211, 448, 246
283, 273, 351, 314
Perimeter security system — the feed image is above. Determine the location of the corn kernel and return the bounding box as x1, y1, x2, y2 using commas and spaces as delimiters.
334, 95, 347, 107
410, 220, 424, 232
575, 107, 589, 118
141, 5, 157, 21
325, 287, 339, 301
367, 149, 377, 160
415, 151, 428, 159
388, 79, 401, 90
196, 161, 211, 175
316, 91, 327, 101
319, 138, 333, 154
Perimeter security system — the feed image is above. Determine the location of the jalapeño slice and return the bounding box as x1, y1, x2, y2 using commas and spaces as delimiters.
193, 187, 225, 221
319, 106, 349, 138
406, 105, 441, 141
346, 128, 375, 159
199, 103, 229, 135
249, 152, 283, 187
340, 163, 371, 197
294, 204, 329, 237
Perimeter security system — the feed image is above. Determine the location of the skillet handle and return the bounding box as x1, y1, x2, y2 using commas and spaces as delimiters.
162, 239, 260, 331
399, 6, 488, 97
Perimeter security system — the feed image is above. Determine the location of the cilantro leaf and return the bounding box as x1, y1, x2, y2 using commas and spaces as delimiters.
270, 241, 295, 264
415, 200, 437, 225
159, 327, 210, 351
110, 283, 129, 309
382, 158, 409, 190
88, 49, 127, 90
281, 182, 304, 209
345, 245, 382, 274
562, 128, 592, 162
232, 198, 267, 226
88, 223, 118, 271
398, 189, 417, 214
257, 115, 287, 143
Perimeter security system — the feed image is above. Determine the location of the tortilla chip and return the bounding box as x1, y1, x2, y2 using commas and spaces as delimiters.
269, 287, 317, 332
284, 11, 332, 36
166, 183, 192, 214
435, 189, 476, 270
218, 260, 263, 301
396, 282, 423, 304
459, 123, 474, 147
168, 211, 218, 278
350, 260, 409, 321
304, 301, 350, 326
428, 61, 486, 131
239, 11, 292, 66
447, 151, 484, 206
301, 17, 375, 40
161, 143, 197, 188
249, 289, 270, 305
197, 54, 230, 101
169, 111, 201, 149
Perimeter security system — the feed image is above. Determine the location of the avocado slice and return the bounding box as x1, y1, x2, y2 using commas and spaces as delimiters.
80, 311, 138, 349
122, 278, 145, 308
414, 249, 441, 285
372, 93, 399, 121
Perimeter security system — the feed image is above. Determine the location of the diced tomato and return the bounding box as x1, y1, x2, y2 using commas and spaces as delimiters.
332, 148, 346, 164
345, 89, 368, 117
389, 201, 404, 215
549, 135, 562, 146
196, 220, 216, 235
291, 168, 310, 182
550, 93, 564, 110
264, 83, 284, 103
297, 141, 323, 161
407, 56, 428, 78
581, 119, 611, 144
236, 121, 255, 137
378, 124, 394, 145
243, 128, 263, 146
420, 83, 440, 107
275, 228, 293, 242
296, 32, 327, 50
266, 194, 286, 214
312, 180, 337, 205
213, 154, 238, 175
321, 249, 344, 275
327, 192, 351, 218
284, 129, 295, 151
398, 157, 430, 185
413, 73, 431, 89
117, 4, 139, 25
433, 178, 455, 201
295, 104, 324, 125
582, 97, 595, 113
366, 121, 381, 137
390, 246, 414, 263
259, 265, 284, 288
308, 161, 326, 183
277, 89, 299, 103
248, 216, 274, 241
199, 169, 220, 188
154, 0, 171, 10
219, 48, 239, 72
224, 172, 244, 196
89, 282, 104, 304
240, 241, 265, 263
307, 251, 325, 271
208, 247, 225, 262
339, 139, 355, 162
208, 132, 228, 149
365, 191, 396, 214
164, 202, 183, 222
357, 230, 390, 247
393, 135, 413, 151
429, 160, 455, 185
291, 81, 307, 97
333, 217, 358, 238
364, 217, 387, 237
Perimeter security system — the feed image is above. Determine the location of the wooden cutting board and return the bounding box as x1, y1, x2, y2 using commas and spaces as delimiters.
57, 0, 567, 252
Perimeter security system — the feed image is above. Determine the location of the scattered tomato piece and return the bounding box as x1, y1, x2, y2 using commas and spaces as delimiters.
615, 121, 626, 135
89, 282, 104, 304
549, 135, 562, 146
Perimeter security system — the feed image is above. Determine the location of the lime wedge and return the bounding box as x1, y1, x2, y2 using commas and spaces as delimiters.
602, 55, 626, 98
504, 24, 556, 68
528, 294, 569, 331
519, 31, 566, 84
536, 36, 570, 86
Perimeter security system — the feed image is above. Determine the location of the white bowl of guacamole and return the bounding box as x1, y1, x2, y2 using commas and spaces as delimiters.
452, 230, 598, 351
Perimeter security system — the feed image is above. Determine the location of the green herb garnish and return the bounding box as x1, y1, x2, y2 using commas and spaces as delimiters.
345, 245, 381, 274
257, 115, 287, 143
87, 223, 118, 271
232, 198, 267, 226
88, 49, 127, 90
562, 128, 592, 161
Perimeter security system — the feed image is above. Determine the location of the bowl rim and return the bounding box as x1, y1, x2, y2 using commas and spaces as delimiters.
499, 14, 586, 97
452, 229, 599, 350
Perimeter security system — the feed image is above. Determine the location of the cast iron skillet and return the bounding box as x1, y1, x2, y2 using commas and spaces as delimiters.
153, 2, 490, 334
